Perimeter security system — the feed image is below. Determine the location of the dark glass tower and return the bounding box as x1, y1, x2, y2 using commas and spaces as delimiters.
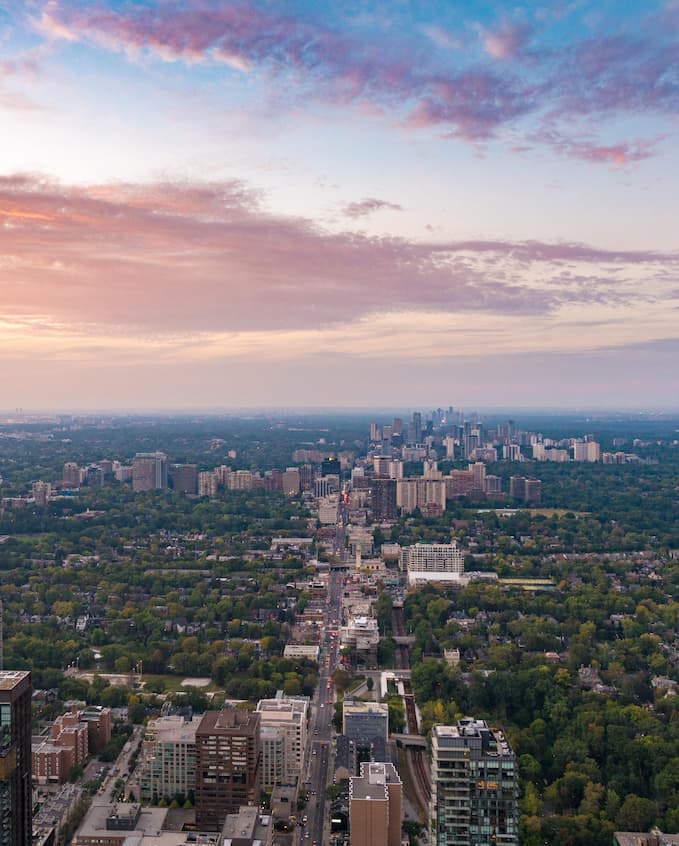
0, 671, 32, 846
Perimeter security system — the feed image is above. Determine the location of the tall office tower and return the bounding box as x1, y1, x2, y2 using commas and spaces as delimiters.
470, 462, 486, 491
281, 468, 301, 496
132, 452, 168, 492
195, 708, 261, 831
412, 412, 422, 442
31, 481, 51, 507
509, 476, 526, 500
483, 475, 502, 496
430, 720, 518, 846
0, 670, 32, 846
299, 463, 315, 491
349, 761, 402, 846
85, 465, 104, 487
62, 462, 81, 488
371, 478, 397, 520
524, 479, 542, 503
171, 464, 198, 494
198, 471, 217, 497
392, 418, 403, 436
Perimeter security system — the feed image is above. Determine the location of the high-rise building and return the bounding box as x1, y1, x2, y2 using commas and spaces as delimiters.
509, 476, 526, 500
132, 452, 168, 492
195, 708, 261, 831
85, 465, 104, 487
171, 464, 198, 494
349, 761, 402, 846
281, 468, 300, 496
396, 479, 446, 515
400, 543, 464, 584
197, 471, 217, 497
62, 462, 81, 488
256, 694, 308, 787
138, 715, 201, 803
0, 670, 32, 846
31, 481, 51, 507
573, 441, 600, 462
429, 719, 518, 846
523, 479, 542, 503
371, 478, 397, 520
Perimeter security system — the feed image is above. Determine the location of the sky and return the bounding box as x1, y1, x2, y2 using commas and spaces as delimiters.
1, 0, 678, 411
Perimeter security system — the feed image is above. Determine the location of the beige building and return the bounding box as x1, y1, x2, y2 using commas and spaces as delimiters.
396, 478, 446, 514
256, 694, 309, 788
197, 471, 218, 497
349, 761, 402, 846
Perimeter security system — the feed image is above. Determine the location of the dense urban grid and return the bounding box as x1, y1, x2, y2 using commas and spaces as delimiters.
0, 408, 678, 846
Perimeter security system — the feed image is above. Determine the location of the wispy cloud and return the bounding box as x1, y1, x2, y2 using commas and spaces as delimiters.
342, 197, 403, 219
482, 23, 533, 60
0, 173, 676, 344
25, 1, 678, 161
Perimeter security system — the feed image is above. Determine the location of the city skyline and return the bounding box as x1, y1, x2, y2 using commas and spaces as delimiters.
1, 0, 678, 409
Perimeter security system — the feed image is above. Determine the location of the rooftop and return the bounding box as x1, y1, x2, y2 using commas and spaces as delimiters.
0, 670, 30, 690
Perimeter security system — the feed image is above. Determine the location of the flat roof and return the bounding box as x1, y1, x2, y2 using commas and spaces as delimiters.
0, 670, 31, 690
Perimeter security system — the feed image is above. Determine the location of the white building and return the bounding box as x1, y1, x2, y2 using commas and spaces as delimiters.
401, 542, 464, 585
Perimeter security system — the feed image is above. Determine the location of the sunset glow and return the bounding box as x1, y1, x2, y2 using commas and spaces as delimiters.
1, 1, 677, 408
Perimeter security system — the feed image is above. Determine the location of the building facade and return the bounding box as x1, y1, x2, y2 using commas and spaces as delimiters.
0, 670, 32, 846
429, 719, 518, 846
195, 708, 261, 831
349, 761, 402, 846
132, 452, 168, 492
400, 543, 464, 585
138, 715, 201, 802
256, 695, 308, 788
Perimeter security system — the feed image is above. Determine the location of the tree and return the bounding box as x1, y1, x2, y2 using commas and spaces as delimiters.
616, 795, 657, 832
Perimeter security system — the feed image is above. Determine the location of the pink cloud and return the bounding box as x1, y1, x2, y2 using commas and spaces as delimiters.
0, 174, 675, 336
531, 127, 662, 166
482, 23, 532, 60
28, 2, 678, 159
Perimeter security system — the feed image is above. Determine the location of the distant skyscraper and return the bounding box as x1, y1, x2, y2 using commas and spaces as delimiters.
132, 452, 168, 492
0, 670, 32, 846
282, 468, 300, 496
430, 719, 518, 846
31, 481, 51, 507
85, 465, 104, 487
62, 462, 81, 488
197, 471, 217, 497
171, 464, 198, 494
371, 478, 397, 520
